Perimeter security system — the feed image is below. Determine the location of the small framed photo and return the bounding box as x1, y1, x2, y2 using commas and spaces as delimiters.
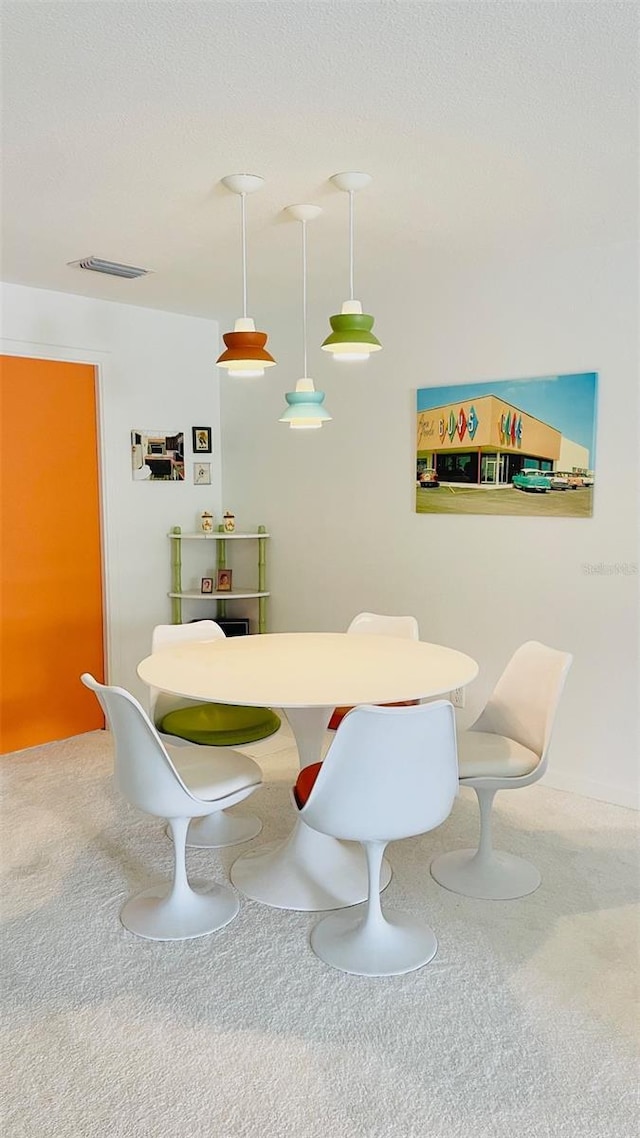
200, 577, 214, 594
193, 462, 211, 485
215, 568, 233, 592
192, 426, 212, 453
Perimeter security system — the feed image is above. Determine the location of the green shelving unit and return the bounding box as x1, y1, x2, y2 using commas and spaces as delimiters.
168, 524, 270, 632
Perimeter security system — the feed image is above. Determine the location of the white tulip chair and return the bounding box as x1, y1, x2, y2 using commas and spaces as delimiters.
149, 620, 278, 847
430, 641, 573, 900
346, 611, 420, 639
328, 611, 420, 730
81, 673, 262, 940
294, 701, 458, 976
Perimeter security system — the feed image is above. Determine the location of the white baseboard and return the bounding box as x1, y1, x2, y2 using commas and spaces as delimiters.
542, 770, 639, 810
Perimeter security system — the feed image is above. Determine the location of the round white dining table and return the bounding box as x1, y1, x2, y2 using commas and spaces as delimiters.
137, 632, 478, 912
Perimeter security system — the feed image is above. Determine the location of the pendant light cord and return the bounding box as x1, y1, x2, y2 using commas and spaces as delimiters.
301, 219, 308, 377
349, 190, 354, 301
240, 192, 248, 318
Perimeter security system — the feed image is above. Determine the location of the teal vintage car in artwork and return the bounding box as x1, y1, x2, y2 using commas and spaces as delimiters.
512, 468, 549, 492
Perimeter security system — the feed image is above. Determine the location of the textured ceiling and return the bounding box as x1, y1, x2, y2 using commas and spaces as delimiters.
1, 1, 637, 324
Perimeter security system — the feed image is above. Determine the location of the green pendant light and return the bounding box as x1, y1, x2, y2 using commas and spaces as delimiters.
279, 205, 332, 430
322, 172, 382, 361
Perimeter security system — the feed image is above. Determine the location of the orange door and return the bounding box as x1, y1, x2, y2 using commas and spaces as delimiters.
0, 356, 105, 752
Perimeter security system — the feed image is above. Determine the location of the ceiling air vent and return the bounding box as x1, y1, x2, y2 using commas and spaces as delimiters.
67, 256, 152, 279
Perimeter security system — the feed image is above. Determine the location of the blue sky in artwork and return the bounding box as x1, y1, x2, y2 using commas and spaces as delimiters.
416, 373, 597, 460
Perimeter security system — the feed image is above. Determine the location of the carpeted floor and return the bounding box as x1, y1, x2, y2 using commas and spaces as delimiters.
1, 722, 638, 1138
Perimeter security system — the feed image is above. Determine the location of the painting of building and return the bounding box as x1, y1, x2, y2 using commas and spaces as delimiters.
416, 373, 597, 516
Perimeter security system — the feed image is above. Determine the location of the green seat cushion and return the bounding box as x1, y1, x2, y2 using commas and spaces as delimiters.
160, 703, 281, 747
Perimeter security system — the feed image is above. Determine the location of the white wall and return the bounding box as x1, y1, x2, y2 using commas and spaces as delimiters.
220, 240, 639, 808
1, 282, 220, 701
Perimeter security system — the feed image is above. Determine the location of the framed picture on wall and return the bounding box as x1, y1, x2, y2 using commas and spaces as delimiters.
192, 426, 212, 453
131, 429, 185, 481
193, 462, 211, 485
415, 372, 597, 518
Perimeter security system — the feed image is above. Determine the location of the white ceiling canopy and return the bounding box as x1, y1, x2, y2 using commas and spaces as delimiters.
1, 1, 637, 323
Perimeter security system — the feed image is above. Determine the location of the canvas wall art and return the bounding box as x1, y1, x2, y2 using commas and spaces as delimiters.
416, 373, 597, 517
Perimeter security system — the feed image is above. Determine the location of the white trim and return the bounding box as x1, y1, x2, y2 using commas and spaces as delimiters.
1, 337, 114, 685
542, 769, 639, 810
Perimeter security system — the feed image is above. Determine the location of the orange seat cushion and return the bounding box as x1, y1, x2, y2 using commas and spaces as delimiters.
327, 699, 419, 731
293, 762, 323, 808
327, 706, 351, 730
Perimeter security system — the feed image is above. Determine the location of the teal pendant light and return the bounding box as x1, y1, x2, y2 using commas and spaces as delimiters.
280, 205, 332, 430
322, 172, 382, 361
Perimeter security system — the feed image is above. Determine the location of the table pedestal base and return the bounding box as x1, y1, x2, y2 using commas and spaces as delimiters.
230, 819, 392, 912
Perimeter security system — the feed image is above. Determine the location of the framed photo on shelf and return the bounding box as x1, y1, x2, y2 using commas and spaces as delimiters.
215, 568, 233, 592
200, 577, 214, 594
192, 426, 212, 453
193, 462, 211, 485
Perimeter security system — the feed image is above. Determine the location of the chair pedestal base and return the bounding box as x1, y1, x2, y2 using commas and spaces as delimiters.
430, 848, 541, 900
120, 880, 239, 940
310, 908, 438, 976
230, 819, 392, 911
187, 809, 262, 848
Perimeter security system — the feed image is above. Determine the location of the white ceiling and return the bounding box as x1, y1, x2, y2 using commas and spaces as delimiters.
2, 1, 637, 325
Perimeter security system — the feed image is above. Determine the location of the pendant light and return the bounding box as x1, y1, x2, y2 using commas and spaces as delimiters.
279, 205, 332, 430
216, 174, 276, 378
321, 171, 382, 361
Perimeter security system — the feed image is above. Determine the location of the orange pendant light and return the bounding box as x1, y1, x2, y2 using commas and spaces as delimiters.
216, 174, 276, 378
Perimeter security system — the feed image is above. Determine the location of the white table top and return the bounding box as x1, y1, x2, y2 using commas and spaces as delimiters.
137, 632, 478, 709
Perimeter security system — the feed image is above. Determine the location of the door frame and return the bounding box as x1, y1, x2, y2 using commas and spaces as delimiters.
1, 339, 113, 684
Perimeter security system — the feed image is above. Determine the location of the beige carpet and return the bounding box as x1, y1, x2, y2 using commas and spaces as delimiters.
1, 722, 638, 1138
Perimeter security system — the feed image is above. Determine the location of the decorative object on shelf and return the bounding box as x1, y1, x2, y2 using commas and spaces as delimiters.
200, 510, 214, 534
216, 174, 276, 378
193, 462, 211, 485
321, 172, 382, 361
216, 568, 233, 592
223, 510, 236, 532
168, 525, 270, 631
131, 429, 185, 481
201, 577, 214, 594
279, 204, 332, 431
192, 426, 212, 453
